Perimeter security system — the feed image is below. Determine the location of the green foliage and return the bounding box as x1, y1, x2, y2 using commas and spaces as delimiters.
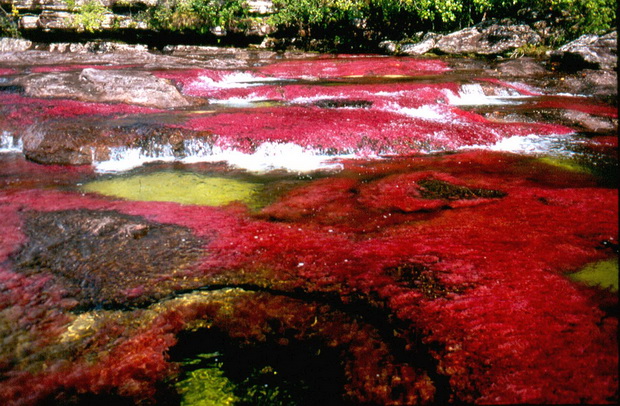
268, 0, 616, 47
66, 0, 111, 33
148, 0, 249, 34
0, 4, 21, 38
509, 43, 550, 58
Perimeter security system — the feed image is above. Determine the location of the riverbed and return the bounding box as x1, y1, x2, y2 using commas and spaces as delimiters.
0, 48, 617, 405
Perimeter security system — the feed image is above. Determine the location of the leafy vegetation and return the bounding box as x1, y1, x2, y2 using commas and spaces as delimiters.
0, 4, 21, 38
65, 0, 112, 33
268, 0, 616, 49
3, 0, 616, 49
148, 0, 249, 34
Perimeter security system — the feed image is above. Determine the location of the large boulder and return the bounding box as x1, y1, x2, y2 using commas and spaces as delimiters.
13, 208, 205, 308
549, 31, 617, 71
21, 120, 213, 165
401, 20, 542, 56
15, 68, 191, 108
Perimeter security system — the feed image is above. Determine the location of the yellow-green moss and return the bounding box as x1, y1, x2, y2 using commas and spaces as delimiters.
568, 258, 618, 292
176, 354, 238, 406
538, 157, 588, 174
82, 172, 262, 207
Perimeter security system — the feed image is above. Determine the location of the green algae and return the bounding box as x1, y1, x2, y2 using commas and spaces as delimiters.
568, 258, 618, 292
177, 353, 239, 406
82, 172, 262, 208
176, 351, 301, 406
417, 178, 506, 200
538, 157, 589, 174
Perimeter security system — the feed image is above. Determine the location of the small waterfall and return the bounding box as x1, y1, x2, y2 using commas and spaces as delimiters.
0, 132, 23, 153
446, 83, 528, 106
94, 139, 349, 173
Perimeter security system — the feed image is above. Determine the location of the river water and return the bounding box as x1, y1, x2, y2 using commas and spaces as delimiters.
0, 50, 617, 405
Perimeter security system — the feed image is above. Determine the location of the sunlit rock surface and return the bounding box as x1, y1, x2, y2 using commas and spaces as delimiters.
15, 68, 191, 108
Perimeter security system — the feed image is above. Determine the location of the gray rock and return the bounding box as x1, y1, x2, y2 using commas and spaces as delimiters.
378, 40, 398, 54
401, 21, 542, 56
549, 31, 617, 70
496, 58, 547, 76
20, 119, 213, 165
436, 22, 541, 55
401, 33, 441, 55
559, 69, 618, 98
16, 68, 191, 108
0, 37, 33, 52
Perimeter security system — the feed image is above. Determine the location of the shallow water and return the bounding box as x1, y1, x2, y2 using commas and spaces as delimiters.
0, 51, 617, 405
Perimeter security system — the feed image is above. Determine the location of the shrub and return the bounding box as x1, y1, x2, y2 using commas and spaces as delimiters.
148, 0, 249, 34
0, 4, 21, 38
269, 0, 617, 47
66, 0, 112, 33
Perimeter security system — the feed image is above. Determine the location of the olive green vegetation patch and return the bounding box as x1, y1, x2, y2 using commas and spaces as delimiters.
538, 157, 588, 174
568, 258, 618, 292
176, 352, 298, 406
83, 172, 263, 208
177, 367, 238, 405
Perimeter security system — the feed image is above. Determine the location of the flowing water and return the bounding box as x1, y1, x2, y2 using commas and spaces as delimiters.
0, 51, 617, 405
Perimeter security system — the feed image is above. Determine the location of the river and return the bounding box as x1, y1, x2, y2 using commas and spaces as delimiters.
0, 49, 617, 405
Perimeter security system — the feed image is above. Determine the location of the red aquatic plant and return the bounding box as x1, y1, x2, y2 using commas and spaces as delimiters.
0, 150, 616, 405
256, 56, 450, 79
180, 105, 572, 155
0, 94, 163, 126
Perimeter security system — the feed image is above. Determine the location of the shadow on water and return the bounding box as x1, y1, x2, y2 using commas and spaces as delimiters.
168, 327, 349, 406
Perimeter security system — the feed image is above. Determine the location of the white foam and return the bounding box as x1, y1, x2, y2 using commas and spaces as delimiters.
390, 104, 447, 120
94, 140, 351, 173
465, 133, 575, 156
446, 83, 530, 106
94, 145, 176, 173
208, 96, 271, 107
189, 142, 349, 172
0, 132, 23, 153
196, 72, 281, 89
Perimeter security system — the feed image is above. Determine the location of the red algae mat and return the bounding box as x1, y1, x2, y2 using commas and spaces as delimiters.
0, 150, 617, 405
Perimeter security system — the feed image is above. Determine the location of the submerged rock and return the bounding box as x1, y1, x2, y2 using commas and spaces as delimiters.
12, 209, 206, 308
15, 68, 191, 108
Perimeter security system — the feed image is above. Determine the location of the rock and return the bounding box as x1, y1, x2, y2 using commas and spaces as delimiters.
437, 21, 541, 55
22, 122, 97, 165
35, 10, 74, 30
495, 58, 547, 76
401, 20, 542, 56
378, 40, 397, 54
13, 209, 205, 308
549, 31, 617, 71
15, 68, 191, 108
561, 110, 617, 133
400, 33, 442, 55
0, 37, 33, 52
558, 69, 618, 98
21, 120, 213, 165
